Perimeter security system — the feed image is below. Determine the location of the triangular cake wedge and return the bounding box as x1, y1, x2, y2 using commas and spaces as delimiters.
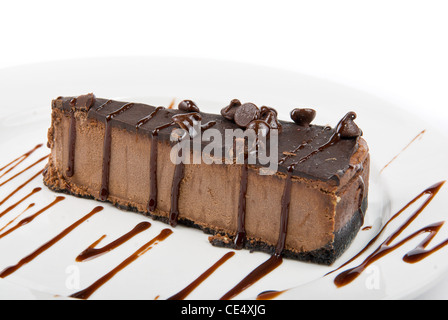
43, 94, 369, 265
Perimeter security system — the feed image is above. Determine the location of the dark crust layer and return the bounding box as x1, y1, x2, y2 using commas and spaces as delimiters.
52, 96, 359, 185
43, 173, 367, 265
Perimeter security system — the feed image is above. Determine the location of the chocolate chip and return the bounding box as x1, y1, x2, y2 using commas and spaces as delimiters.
221, 99, 241, 121
246, 120, 271, 137
338, 112, 362, 139
234, 103, 260, 128
260, 106, 282, 133
178, 100, 200, 113
260, 106, 278, 117
290, 108, 316, 127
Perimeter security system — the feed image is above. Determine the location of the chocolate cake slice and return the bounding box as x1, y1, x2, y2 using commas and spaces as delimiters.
43, 93, 369, 265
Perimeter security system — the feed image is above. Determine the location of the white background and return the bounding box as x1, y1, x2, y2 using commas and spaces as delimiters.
1, 0, 447, 299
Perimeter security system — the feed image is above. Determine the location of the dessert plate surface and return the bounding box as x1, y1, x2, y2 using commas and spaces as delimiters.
0, 56, 447, 300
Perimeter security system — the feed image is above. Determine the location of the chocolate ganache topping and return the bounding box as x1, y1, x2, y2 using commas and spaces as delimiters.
53, 95, 362, 183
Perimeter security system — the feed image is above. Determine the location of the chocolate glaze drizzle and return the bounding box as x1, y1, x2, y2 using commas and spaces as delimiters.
67, 111, 76, 177
148, 121, 176, 212
234, 159, 248, 249
66, 98, 77, 177
288, 112, 359, 169
136, 106, 164, 130
278, 128, 326, 165
100, 103, 135, 201
169, 163, 185, 227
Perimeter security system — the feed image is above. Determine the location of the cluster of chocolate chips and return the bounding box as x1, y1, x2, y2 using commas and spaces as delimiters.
180, 98, 361, 140
290, 107, 361, 138
221, 99, 282, 135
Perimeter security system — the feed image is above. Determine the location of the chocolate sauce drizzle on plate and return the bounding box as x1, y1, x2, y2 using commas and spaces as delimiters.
380, 129, 426, 174
0, 187, 41, 220
76, 221, 151, 262
0, 205, 101, 278
256, 289, 286, 300
0, 145, 48, 210
0, 146, 63, 236
70, 228, 173, 300
331, 181, 446, 288
255, 181, 447, 299
0, 144, 42, 179
0, 196, 65, 241
0, 203, 35, 234
0, 154, 49, 189
168, 251, 235, 300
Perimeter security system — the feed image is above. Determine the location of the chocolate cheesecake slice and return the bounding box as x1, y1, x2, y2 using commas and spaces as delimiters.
43, 93, 369, 265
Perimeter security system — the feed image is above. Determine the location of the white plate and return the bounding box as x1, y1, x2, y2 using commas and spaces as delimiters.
0, 56, 447, 300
